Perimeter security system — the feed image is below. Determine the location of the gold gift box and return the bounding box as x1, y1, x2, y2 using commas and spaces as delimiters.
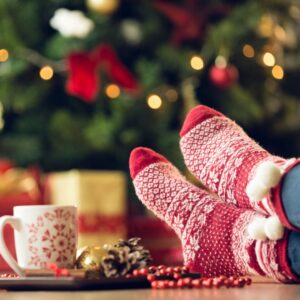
47, 170, 127, 247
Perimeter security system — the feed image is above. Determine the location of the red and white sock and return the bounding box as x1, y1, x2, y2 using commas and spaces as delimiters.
180, 105, 300, 234
129, 147, 297, 282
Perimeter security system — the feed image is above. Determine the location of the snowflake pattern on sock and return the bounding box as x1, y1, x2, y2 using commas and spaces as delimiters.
131, 153, 294, 281
180, 109, 291, 216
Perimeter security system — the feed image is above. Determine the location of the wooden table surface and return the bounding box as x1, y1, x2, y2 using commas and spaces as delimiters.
0, 283, 299, 300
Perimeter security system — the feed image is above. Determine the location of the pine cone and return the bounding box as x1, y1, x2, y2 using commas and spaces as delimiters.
101, 237, 151, 278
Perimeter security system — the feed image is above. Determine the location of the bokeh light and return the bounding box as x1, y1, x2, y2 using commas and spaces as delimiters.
272, 65, 284, 79
242, 44, 255, 58
190, 56, 204, 70
105, 84, 121, 99
39, 65, 54, 80
262, 52, 275, 67
147, 94, 162, 109
0, 49, 9, 62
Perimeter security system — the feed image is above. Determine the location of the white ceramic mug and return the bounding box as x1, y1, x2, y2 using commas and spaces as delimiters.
0, 205, 77, 276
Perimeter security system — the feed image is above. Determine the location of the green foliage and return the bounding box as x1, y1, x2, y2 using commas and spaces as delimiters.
0, 0, 300, 176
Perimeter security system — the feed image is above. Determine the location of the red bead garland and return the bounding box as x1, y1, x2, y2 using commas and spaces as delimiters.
0, 274, 18, 278
131, 265, 252, 289
47, 263, 70, 277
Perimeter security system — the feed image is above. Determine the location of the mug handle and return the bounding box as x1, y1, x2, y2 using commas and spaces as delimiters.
0, 216, 25, 277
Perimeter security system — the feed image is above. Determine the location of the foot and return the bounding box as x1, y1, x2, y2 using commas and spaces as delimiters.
129, 147, 297, 281
180, 105, 300, 231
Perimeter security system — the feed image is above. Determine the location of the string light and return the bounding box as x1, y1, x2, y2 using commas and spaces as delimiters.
39, 65, 54, 80
105, 84, 120, 99
147, 94, 162, 109
272, 65, 284, 80
165, 89, 178, 102
0, 49, 9, 62
262, 52, 275, 67
242, 44, 255, 58
190, 56, 204, 70
215, 55, 227, 68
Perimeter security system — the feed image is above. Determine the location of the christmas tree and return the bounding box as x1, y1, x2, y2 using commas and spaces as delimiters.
1, 0, 300, 174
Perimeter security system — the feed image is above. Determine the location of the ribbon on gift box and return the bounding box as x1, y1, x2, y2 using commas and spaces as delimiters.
78, 214, 126, 233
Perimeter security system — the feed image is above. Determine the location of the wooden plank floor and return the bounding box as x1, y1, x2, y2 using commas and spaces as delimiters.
1, 280, 300, 300
1, 284, 299, 300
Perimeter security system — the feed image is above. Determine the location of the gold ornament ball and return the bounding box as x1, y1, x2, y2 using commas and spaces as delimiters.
86, 0, 120, 14
76, 246, 107, 270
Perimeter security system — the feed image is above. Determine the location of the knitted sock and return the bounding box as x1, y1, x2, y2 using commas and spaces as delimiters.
180, 105, 300, 234
129, 147, 297, 282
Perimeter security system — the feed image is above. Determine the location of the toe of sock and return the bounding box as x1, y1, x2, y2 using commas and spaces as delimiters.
180, 105, 224, 137
129, 147, 168, 179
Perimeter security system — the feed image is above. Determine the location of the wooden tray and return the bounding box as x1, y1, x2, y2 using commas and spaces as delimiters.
0, 276, 150, 291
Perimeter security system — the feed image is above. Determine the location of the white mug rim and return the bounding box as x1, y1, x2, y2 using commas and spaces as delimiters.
13, 205, 77, 210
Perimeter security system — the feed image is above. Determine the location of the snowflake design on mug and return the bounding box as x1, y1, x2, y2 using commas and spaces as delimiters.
27, 208, 76, 268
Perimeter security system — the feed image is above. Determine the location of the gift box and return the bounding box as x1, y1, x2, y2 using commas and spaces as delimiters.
0, 161, 43, 270
128, 215, 183, 266
46, 170, 127, 247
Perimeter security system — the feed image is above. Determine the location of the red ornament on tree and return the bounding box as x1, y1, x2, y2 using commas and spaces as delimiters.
66, 44, 139, 103
66, 53, 99, 103
209, 64, 239, 89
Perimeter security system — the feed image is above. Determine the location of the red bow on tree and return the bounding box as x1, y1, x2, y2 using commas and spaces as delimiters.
66, 44, 139, 103
154, 0, 231, 45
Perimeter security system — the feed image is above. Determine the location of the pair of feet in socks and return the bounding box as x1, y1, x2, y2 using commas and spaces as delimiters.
129, 105, 300, 283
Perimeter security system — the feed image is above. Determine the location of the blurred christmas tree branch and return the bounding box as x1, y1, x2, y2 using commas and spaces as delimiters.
15, 48, 67, 73
0, 0, 300, 175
